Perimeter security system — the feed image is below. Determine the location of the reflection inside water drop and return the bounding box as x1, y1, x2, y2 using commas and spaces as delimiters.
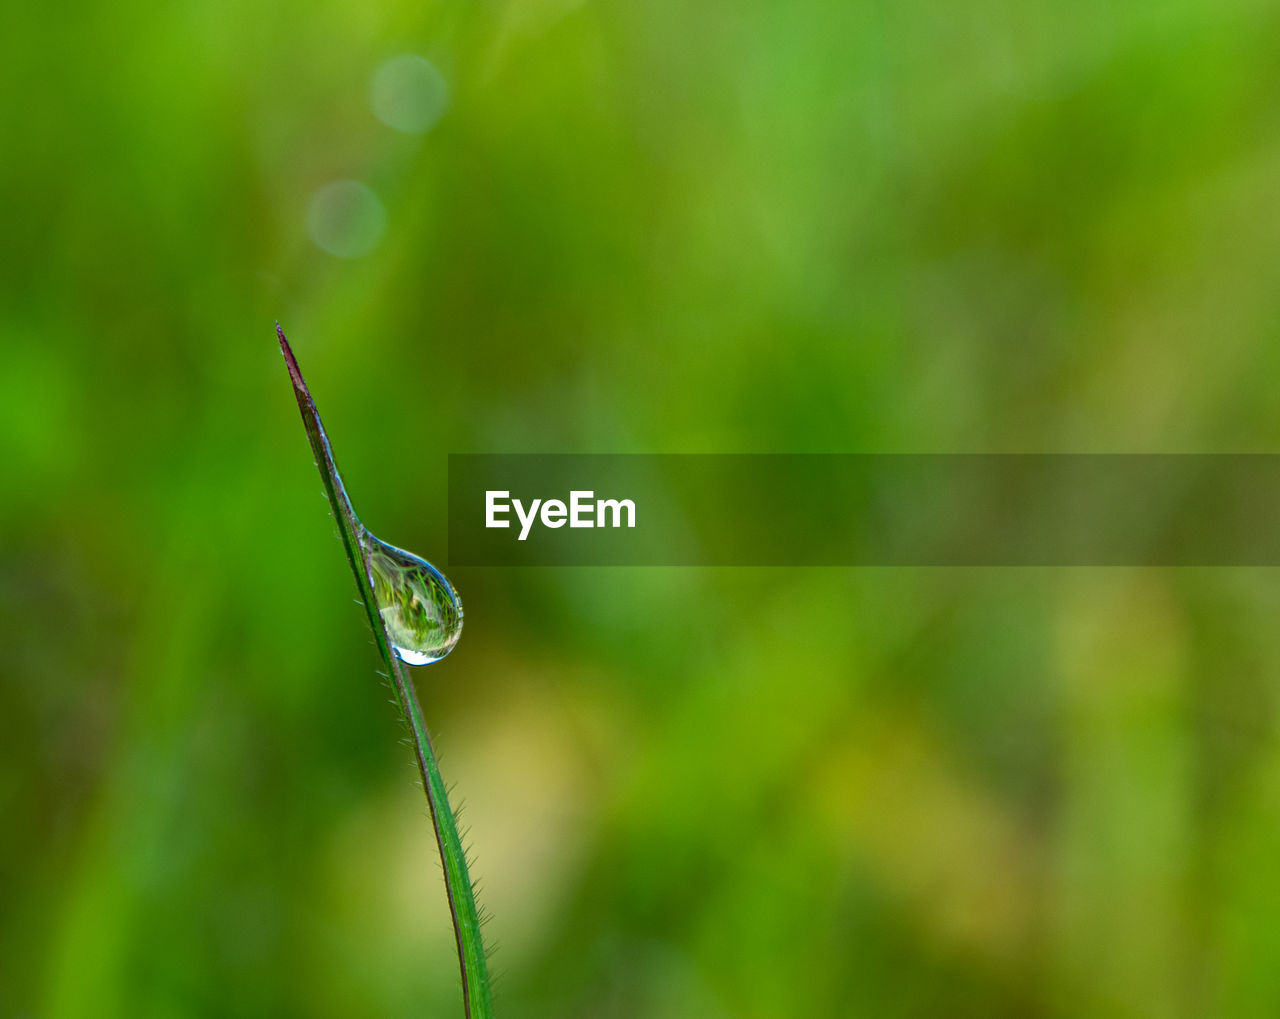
363, 535, 463, 665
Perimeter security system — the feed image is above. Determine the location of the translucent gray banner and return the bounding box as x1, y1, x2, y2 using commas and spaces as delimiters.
447, 455, 1280, 566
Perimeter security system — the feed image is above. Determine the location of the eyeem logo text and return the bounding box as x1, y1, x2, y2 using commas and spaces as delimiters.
485, 490, 636, 541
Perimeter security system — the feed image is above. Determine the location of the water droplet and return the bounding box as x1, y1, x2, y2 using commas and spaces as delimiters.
278, 325, 461, 668
370, 54, 449, 134
306, 180, 386, 258
363, 535, 463, 665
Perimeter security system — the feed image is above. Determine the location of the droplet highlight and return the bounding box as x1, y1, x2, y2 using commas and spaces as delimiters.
370, 55, 449, 134
363, 536, 463, 665
306, 180, 386, 258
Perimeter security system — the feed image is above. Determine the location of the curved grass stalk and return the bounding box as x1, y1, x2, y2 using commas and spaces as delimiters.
276, 324, 493, 1018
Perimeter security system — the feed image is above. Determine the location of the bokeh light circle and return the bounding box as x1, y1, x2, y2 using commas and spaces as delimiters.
370, 55, 449, 134
305, 180, 386, 259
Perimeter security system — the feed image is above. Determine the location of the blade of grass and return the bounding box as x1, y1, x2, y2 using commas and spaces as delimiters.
276, 324, 493, 1019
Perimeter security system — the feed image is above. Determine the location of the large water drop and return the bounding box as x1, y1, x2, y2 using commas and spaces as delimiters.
363, 535, 463, 665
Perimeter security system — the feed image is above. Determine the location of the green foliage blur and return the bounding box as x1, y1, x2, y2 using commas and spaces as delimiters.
5, 0, 1280, 1015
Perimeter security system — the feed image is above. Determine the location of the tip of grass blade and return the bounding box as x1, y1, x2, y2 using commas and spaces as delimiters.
275, 322, 308, 397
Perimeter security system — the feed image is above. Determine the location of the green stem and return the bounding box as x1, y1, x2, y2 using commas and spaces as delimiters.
391, 656, 492, 1017
277, 324, 492, 1018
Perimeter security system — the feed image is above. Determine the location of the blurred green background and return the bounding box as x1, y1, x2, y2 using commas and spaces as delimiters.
5, 0, 1280, 1015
